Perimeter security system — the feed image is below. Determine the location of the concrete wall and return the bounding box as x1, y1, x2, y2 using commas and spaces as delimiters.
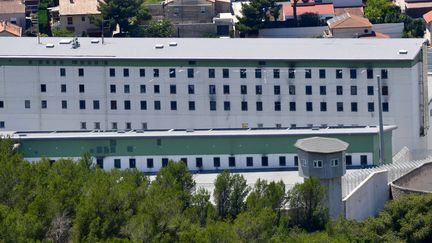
332, 27, 373, 38
259, 26, 327, 38
372, 23, 404, 38
391, 161, 432, 198
332, 0, 363, 7
343, 170, 389, 220
174, 22, 216, 37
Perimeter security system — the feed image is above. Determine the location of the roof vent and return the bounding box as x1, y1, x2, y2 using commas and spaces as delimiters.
399, 50, 408, 54
91, 39, 100, 44
46, 43, 54, 48
186, 128, 194, 132
59, 39, 72, 44
169, 42, 177, 46
155, 44, 164, 49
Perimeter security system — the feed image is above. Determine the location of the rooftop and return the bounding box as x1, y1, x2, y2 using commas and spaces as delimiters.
0, 20, 21, 36
294, 137, 349, 153
328, 13, 372, 29
0, 125, 397, 140
424, 10, 432, 23
334, 7, 364, 17
0, 37, 425, 61
0, 0, 25, 14
59, 0, 101, 16
283, 3, 335, 17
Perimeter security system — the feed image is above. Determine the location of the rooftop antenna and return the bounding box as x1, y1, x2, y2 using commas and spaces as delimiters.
37, 33, 40, 44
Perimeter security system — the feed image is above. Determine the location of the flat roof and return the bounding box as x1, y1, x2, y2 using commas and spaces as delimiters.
0, 125, 397, 140
0, 37, 424, 61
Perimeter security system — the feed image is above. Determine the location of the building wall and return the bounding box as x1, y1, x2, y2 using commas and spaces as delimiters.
332, 0, 363, 7
164, 0, 215, 24
0, 58, 427, 153
59, 14, 100, 36
331, 27, 373, 38
0, 13, 26, 28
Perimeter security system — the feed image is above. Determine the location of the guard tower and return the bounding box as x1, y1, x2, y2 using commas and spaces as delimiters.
294, 137, 348, 219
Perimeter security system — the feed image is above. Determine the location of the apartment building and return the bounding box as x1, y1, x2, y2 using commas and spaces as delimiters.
0, 37, 428, 155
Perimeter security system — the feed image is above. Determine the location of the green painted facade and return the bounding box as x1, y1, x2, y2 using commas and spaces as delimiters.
18, 131, 393, 164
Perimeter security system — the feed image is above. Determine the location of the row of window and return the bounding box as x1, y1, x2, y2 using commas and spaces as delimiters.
12, 100, 390, 112
37, 83, 389, 96
59, 67, 389, 79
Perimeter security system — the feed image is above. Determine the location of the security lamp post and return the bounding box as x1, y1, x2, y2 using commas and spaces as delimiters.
101, 20, 110, 44
377, 75, 385, 164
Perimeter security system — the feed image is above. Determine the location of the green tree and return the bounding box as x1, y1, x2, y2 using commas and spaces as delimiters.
403, 18, 425, 38
51, 27, 75, 37
233, 208, 276, 242
287, 177, 328, 231
236, 0, 282, 36
142, 19, 176, 37
364, 0, 404, 24
298, 12, 322, 27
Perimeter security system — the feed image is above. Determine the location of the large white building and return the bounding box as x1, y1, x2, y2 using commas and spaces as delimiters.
0, 37, 428, 155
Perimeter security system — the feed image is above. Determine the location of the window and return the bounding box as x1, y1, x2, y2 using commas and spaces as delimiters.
79, 100, 86, 110
0, 101, 3, 109
256, 101, 263, 111
331, 159, 339, 167
320, 102, 327, 112
383, 102, 389, 112
188, 68, 194, 78
112, 122, 118, 130
181, 158, 188, 166
154, 85, 160, 94
336, 86, 343, 95
319, 69, 326, 79
129, 158, 136, 168
170, 85, 176, 94
337, 102, 343, 112
196, 158, 203, 168
261, 156, 268, 166
360, 155, 368, 165
256, 85, 262, 95
41, 84, 46, 93
367, 69, 373, 79
25, 100, 30, 109
275, 101, 281, 111
189, 101, 195, 110
96, 158, 104, 168
274, 85, 281, 95
313, 160, 323, 168
153, 69, 159, 77
241, 101, 248, 111
288, 68, 295, 78
188, 85, 195, 94
147, 158, 154, 168
109, 68, 115, 77
209, 85, 216, 94
154, 101, 161, 110
114, 159, 121, 169
294, 156, 299, 166
140, 68, 145, 77
110, 100, 117, 110
289, 102, 296, 111
67, 16, 73, 25
351, 102, 358, 112
279, 156, 286, 166
93, 100, 100, 110
126, 122, 132, 130
350, 86, 357, 95
78, 68, 84, 77
61, 84, 67, 93
110, 84, 116, 93
81, 16, 85, 21
346, 155, 352, 165
161, 158, 168, 167
240, 85, 247, 94
229, 157, 236, 167
305, 69, 312, 79
382, 86, 388, 96
350, 69, 357, 79
306, 102, 313, 111
124, 85, 130, 94
210, 101, 216, 111
224, 101, 231, 111
289, 85, 295, 95
140, 85, 146, 93
223, 69, 229, 78
170, 101, 177, 110
240, 69, 247, 78
255, 69, 262, 78
367, 86, 374, 95
61, 100, 67, 109
368, 102, 374, 112
305, 85, 312, 95
123, 68, 129, 77
0, 121, 4, 129
336, 69, 343, 79
246, 157, 253, 167
169, 68, 176, 78
60, 68, 66, 76
381, 69, 388, 79
124, 100, 131, 110
213, 157, 220, 167
320, 86, 326, 95
80, 122, 87, 129
209, 68, 215, 78
223, 85, 230, 94
41, 100, 47, 109
273, 69, 280, 79
140, 100, 147, 110
79, 84, 85, 93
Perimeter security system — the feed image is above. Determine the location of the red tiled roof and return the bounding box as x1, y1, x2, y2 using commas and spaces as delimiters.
424, 10, 432, 23
328, 13, 372, 29
0, 20, 21, 36
359, 31, 390, 39
283, 3, 335, 17
334, 7, 364, 17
